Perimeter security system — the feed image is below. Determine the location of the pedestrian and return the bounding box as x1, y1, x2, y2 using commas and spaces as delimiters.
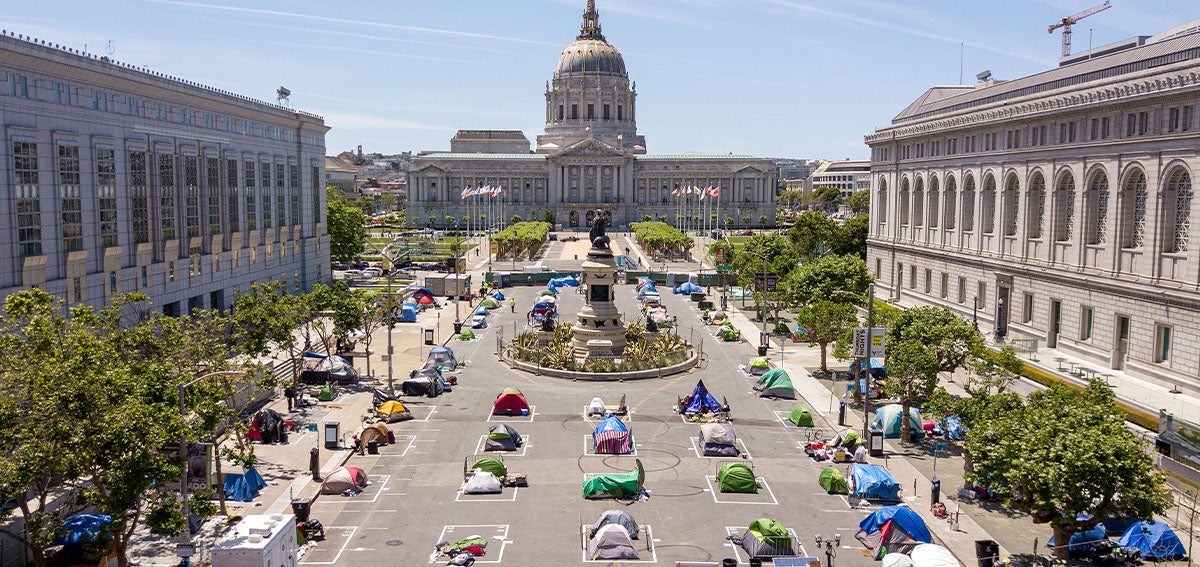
284, 385, 296, 411
508, 298, 516, 313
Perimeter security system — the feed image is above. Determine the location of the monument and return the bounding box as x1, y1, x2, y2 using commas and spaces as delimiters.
571, 210, 628, 358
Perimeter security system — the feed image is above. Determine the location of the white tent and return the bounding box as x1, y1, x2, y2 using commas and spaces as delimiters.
910, 544, 957, 567
587, 524, 639, 560
463, 469, 502, 494
881, 553, 915, 567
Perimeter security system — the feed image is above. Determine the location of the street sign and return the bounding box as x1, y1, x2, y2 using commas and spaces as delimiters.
753, 274, 778, 292
935, 440, 949, 455
175, 543, 195, 558
717, 264, 733, 272
852, 327, 887, 358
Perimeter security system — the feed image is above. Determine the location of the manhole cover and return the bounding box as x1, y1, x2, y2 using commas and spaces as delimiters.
385, 539, 403, 547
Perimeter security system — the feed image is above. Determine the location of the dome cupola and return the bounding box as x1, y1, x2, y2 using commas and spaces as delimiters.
554, 0, 627, 77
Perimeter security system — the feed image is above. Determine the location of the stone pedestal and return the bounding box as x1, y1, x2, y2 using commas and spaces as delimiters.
571, 244, 627, 358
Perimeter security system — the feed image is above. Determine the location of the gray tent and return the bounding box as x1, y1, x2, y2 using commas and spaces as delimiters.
484, 424, 523, 451
699, 423, 739, 457
588, 524, 639, 560
590, 510, 639, 540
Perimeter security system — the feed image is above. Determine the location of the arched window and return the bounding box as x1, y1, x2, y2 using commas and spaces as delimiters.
929, 176, 940, 229
1164, 167, 1192, 253
1027, 172, 1046, 240
876, 178, 888, 226
1120, 169, 1148, 248
899, 178, 910, 226
1053, 172, 1076, 242
962, 175, 976, 232
944, 176, 957, 230
1002, 174, 1019, 237
981, 174, 996, 234
1085, 172, 1109, 244
913, 177, 925, 227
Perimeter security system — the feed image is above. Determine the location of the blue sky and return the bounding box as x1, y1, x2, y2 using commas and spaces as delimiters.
2, 1, 1195, 159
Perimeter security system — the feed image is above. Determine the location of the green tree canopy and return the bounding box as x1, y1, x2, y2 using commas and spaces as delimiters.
326, 186, 368, 264
828, 214, 869, 258
794, 301, 858, 372
781, 254, 872, 307
846, 189, 870, 215
811, 186, 842, 210
787, 211, 836, 260
887, 306, 982, 374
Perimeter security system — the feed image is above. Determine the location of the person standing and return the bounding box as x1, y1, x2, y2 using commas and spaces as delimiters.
284, 385, 296, 411
508, 298, 516, 313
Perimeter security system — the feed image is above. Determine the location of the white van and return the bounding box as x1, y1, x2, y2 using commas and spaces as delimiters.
522, 266, 551, 273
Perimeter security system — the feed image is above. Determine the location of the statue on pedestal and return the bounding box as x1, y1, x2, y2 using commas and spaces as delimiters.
589, 209, 610, 250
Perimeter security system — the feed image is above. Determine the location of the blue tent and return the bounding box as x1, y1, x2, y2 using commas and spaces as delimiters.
492, 291, 505, 300
399, 304, 417, 323
850, 463, 902, 501
849, 357, 887, 379
872, 404, 924, 439
674, 282, 702, 294
943, 416, 965, 441
56, 514, 112, 546
547, 276, 579, 293
858, 506, 931, 543
475, 306, 488, 315
683, 380, 723, 415
406, 285, 435, 296
1047, 523, 1106, 554
223, 467, 268, 502
594, 415, 629, 435
1118, 520, 1187, 559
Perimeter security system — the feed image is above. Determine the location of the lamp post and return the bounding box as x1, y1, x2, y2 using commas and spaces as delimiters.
177, 370, 246, 565
745, 250, 771, 337
815, 534, 840, 567
972, 296, 979, 330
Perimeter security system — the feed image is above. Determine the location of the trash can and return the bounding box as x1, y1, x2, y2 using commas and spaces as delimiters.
324, 421, 340, 450
721, 559, 737, 567
868, 427, 885, 457
424, 328, 434, 345
309, 448, 320, 480
757, 345, 768, 356
366, 439, 379, 455
838, 401, 847, 426
975, 539, 999, 567
453, 321, 463, 334
749, 559, 763, 567
290, 497, 312, 522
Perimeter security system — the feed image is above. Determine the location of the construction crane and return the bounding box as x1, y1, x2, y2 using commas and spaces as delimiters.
1048, 1, 1112, 57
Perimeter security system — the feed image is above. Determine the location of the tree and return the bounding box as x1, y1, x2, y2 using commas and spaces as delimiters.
780, 254, 872, 308
444, 215, 456, 227
542, 210, 556, 224
741, 215, 751, 225
828, 214, 869, 258
811, 186, 842, 211
788, 210, 836, 260
758, 214, 768, 227
231, 281, 309, 385
379, 192, 396, 212
326, 186, 368, 264
962, 345, 1022, 396
925, 388, 1023, 491
642, 214, 652, 222
882, 339, 942, 442
349, 289, 385, 379
731, 233, 799, 324
888, 306, 983, 374
846, 189, 870, 215
794, 301, 858, 372
511, 214, 522, 224
968, 382, 1170, 561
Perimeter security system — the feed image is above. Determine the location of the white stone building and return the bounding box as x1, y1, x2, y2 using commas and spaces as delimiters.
406, 1, 776, 231
807, 159, 871, 200
0, 31, 329, 314
865, 21, 1200, 389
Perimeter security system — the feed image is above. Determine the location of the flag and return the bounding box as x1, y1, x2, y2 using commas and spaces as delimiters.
460, 187, 471, 199
707, 186, 721, 198
672, 185, 682, 197
698, 185, 707, 200
692, 185, 702, 195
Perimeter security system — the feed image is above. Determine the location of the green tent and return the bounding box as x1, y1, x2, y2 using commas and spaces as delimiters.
583, 459, 645, 499
756, 368, 796, 399
722, 326, 741, 341
459, 328, 476, 341
818, 466, 849, 494
539, 290, 557, 296
502, 387, 522, 395
317, 384, 334, 402
840, 430, 861, 446
788, 407, 814, 427
717, 462, 758, 493
748, 357, 770, 374
747, 518, 791, 548
481, 297, 499, 309
470, 457, 507, 479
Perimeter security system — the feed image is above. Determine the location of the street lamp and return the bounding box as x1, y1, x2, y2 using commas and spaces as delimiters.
744, 250, 771, 338
177, 370, 246, 565
832, 285, 877, 438
972, 296, 979, 330
371, 238, 404, 394
814, 534, 840, 567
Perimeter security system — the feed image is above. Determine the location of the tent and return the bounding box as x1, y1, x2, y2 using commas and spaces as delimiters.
55, 514, 112, 546
481, 297, 499, 309
943, 416, 965, 441
590, 510, 639, 540
872, 404, 924, 439
755, 368, 796, 399
469, 456, 507, 479
221, 466, 268, 502
470, 314, 488, 329
739, 518, 795, 558
299, 353, 359, 384
646, 306, 668, 323
717, 462, 758, 493
748, 357, 771, 375
858, 506, 931, 560
547, 275, 579, 293
1118, 520, 1187, 560
1047, 523, 1107, 555
588, 524, 639, 560
699, 423, 739, 456
819, 466, 849, 494
789, 407, 814, 427
881, 554, 915, 567
426, 346, 459, 370
401, 367, 446, 397
493, 388, 530, 416
583, 459, 645, 499
475, 306, 488, 316
909, 544, 957, 567
721, 322, 741, 341
376, 400, 413, 423
681, 380, 726, 416
674, 281, 702, 294
406, 286, 436, 305
463, 469, 503, 494
588, 394, 628, 417
850, 357, 887, 379
539, 289, 557, 297
790, 324, 809, 342
850, 463, 902, 501
398, 303, 418, 323
491, 291, 505, 301
358, 423, 390, 447
459, 327, 476, 340
835, 428, 861, 448
321, 466, 368, 494
485, 424, 523, 451
593, 416, 633, 454
635, 277, 656, 292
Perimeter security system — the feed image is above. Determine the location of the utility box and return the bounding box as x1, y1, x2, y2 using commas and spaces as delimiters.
323, 421, 340, 450
868, 427, 884, 457
424, 328, 435, 345
211, 514, 297, 567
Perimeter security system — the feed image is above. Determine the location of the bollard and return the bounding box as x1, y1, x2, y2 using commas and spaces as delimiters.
309, 447, 320, 481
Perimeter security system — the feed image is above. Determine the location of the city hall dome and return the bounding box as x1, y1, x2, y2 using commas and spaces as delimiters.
554, 0, 627, 77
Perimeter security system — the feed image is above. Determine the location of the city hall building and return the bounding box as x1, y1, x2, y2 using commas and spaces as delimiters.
0, 31, 330, 314
406, 1, 776, 231
866, 20, 1200, 389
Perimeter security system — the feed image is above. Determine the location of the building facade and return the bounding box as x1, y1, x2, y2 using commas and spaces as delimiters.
406, 1, 776, 230
865, 21, 1200, 390
807, 159, 871, 199
1, 31, 329, 314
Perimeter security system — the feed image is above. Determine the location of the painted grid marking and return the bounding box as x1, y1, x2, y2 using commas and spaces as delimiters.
486, 405, 536, 423
474, 434, 531, 456
579, 524, 657, 563
688, 437, 752, 459
722, 526, 807, 565
430, 524, 509, 564
298, 526, 357, 565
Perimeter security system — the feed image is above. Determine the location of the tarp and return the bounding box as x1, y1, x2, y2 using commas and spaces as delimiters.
1047, 523, 1106, 553
56, 514, 112, 546
398, 303, 417, 322
401, 367, 445, 397
470, 457, 507, 478
426, 346, 458, 370
850, 357, 887, 379
588, 524, 639, 560
674, 281, 702, 294
1118, 520, 1187, 559
593, 416, 632, 454
485, 424, 522, 451
493, 388, 530, 415
861, 519, 926, 561
790, 325, 809, 341
872, 404, 923, 439
491, 291, 505, 300
699, 423, 736, 445
717, 462, 758, 493
943, 416, 965, 441
789, 407, 814, 427
376, 400, 412, 422
819, 466, 849, 494
881, 554, 915, 567
850, 464, 902, 501
463, 469, 502, 494
590, 510, 639, 540
471, 314, 488, 328
222, 466, 268, 502
635, 277, 656, 292
321, 466, 368, 494
583, 459, 645, 499
547, 275, 579, 293
909, 544, 957, 567
475, 306, 488, 316
755, 368, 796, 399
682, 380, 724, 415
859, 506, 931, 543
740, 518, 794, 557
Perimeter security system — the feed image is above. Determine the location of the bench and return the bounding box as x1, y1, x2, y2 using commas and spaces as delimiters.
1009, 338, 1038, 360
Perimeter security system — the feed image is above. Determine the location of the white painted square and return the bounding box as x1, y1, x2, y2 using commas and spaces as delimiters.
688, 437, 752, 459
408, 405, 439, 422
430, 525, 510, 564
475, 434, 531, 456
455, 480, 519, 502
722, 526, 807, 565
581, 434, 638, 457
582, 406, 633, 424
703, 475, 779, 505
580, 524, 657, 562
298, 526, 357, 565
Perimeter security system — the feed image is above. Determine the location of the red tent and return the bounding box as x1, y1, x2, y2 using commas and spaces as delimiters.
415, 292, 434, 305
492, 388, 530, 416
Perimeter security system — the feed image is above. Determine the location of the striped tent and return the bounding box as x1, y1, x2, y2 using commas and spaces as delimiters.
593, 416, 632, 454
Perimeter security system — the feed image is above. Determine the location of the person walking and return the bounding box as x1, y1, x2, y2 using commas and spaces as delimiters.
508, 298, 516, 313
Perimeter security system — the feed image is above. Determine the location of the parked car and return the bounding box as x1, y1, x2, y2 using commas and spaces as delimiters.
333, 262, 349, 271
548, 233, 558, 241
341, 269, 364, 279
353, 260, 371, 270
362, 267, 384, 278
563, 235, 580, 242
740, 230, 754, 236
416, 262, 438, 270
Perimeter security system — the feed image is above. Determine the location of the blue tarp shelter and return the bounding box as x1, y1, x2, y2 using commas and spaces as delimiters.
547, 276, 579, 293
1118, 520, 1187, 559
850, 463, 902, 501
223, 467, 268, 502
859, 506, 931, 543
475, 306, 488, 315
943, 416, 965, 441
674, 282, 702, 295
492, 291, 505, 300
1046, 523, 1106, 554
872, 404, 924, 439
55, 514, 112, 546
683, 380, 724, 415
398, 304, 417, 323
850, 357, 887, 379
